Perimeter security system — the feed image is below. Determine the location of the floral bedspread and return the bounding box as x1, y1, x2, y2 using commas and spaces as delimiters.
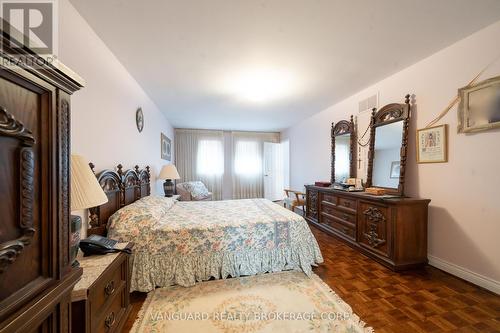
107, 196, 323, 292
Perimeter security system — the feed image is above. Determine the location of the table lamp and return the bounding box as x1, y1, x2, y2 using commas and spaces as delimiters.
70, 154, 108, 267
159, 164, 180, 197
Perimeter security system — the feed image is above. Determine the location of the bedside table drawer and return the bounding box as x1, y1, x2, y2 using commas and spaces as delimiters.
93, 283, 126, 333
89, 254, 126, 320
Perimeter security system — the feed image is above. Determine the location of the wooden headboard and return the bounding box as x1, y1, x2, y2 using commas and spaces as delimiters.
87, 163, 151, 236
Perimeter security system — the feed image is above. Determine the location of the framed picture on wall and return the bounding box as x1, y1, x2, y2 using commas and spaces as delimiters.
458, 75, 500, 133
161, 132, 171, 161
416, 124, 448, 163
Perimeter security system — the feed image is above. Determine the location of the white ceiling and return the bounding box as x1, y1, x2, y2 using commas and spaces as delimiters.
70, 0, 500, 131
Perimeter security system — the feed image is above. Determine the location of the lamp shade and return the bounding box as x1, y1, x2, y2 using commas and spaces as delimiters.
71, 155, 108, 211
159, 164, 180, 180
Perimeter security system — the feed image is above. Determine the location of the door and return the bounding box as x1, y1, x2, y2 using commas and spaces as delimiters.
263, 142, 284, 201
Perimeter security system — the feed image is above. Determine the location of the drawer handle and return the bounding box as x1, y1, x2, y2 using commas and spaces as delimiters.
344, 201, 351, 207
105, 311, 115, 328
104, 281, 115, 296
343, 214, 349, 220
342, 227, 349, 234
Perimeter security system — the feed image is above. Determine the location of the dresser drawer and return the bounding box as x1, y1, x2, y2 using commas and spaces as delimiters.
89, 255, 125, 320
323, 216, 356, 241
338, 196, 357, 213
321, 204, 356, 226
93, 284, 126, 333
321, 193, 337, 205
321, 202, 336, 215
330, 208, 356, 226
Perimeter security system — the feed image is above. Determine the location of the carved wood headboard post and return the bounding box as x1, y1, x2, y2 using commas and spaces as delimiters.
88, 162, 100, 229
86, 163, 151, 236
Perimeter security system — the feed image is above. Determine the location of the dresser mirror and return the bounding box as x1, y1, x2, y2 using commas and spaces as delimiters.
366, 95, 411, 196
331, 115, 356, 183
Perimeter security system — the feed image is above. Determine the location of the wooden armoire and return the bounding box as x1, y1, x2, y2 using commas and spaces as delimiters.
0, 27, 84, 331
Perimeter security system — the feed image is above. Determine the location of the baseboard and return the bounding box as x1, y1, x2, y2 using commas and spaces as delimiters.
428, 255, 500, 295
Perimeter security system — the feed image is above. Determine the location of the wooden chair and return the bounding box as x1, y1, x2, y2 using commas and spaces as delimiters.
283, 189, 306, 216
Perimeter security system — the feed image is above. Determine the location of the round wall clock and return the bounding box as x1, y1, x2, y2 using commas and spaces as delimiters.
136, 108, 144, 132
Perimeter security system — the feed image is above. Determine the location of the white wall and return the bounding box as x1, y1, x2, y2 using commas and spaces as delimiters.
59, 0, 174, 197
282, 20, 500, 292
58, 0, 174, 236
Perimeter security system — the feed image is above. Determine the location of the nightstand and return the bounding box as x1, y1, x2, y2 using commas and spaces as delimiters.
71, 242, 133, 333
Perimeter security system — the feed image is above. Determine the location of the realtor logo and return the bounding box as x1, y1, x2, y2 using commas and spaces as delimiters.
1, 0, 57, 55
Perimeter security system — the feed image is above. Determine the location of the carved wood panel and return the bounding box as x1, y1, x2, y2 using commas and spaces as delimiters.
0, 107, 36, 274
306, 189, 318, 221
0, 69, 64, 323
59, 95, 71, 273
358, 203, 391, 258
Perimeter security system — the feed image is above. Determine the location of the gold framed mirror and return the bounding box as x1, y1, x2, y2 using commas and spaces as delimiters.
366, 95, 410, 196
331, 115, 356, 183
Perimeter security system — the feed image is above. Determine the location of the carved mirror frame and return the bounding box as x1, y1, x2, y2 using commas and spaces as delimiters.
331, 115, 356, 183
365, 94, 410, 196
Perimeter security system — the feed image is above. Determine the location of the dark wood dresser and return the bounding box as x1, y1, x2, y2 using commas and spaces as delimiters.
71, 243, 132, 333
305, 186, 430, 270
0, 27, 84, 332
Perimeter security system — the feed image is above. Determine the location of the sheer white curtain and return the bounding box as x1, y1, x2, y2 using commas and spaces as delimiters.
231, 132, 279, 199
175, 129, 224, 200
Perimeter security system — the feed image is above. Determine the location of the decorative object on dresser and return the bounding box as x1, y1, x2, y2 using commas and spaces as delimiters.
136, 107, 144, 132
306, 95, 431, 271
71, 242, 133, 333
70, 155, 109, 267
364, 187, 387, 196
160, 132, 172, 161
87, 164, 151, 236
331, 115, 356, 184
365, 94, 411, 196
0, 23, 84, 332
159, 164, 181, 197
416, 124, 448, 163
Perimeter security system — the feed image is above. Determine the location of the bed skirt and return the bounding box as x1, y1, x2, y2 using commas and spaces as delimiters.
130, 240, 323, 292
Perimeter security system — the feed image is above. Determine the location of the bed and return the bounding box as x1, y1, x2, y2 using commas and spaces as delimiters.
87, 164, 323, 292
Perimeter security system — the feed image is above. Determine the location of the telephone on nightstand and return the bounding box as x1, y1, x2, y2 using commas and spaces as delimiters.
79, 234, 132, 256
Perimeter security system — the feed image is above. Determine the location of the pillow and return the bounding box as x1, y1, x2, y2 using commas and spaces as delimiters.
176, 183, 192, 201
184, 181, 209, 200
107, 195, 175, 232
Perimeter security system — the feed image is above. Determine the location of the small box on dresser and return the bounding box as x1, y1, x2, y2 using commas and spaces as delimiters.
71, 243, 133, 333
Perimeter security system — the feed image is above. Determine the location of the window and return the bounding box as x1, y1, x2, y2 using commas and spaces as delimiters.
234, 140, 262, 176
196, 139, 224, 176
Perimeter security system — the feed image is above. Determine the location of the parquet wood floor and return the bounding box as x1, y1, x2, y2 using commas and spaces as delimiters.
123, 226, 500, 332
